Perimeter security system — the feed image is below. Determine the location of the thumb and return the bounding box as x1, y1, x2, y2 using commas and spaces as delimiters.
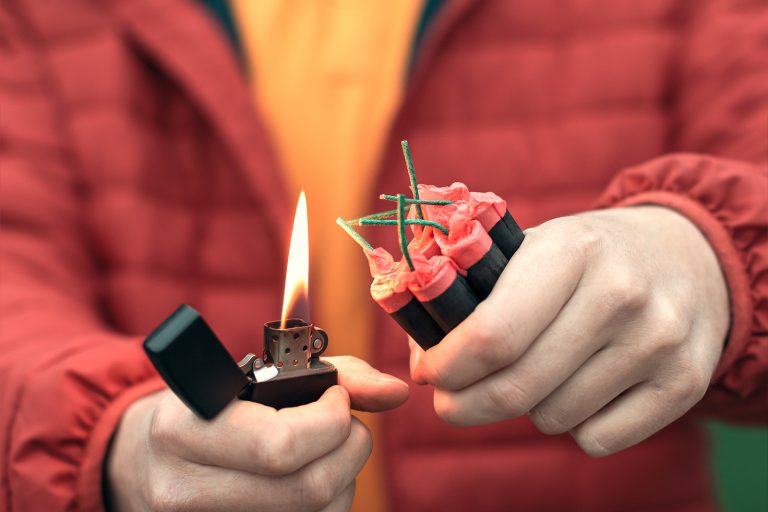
324, 356, 409, 412
408, 338, 428, 385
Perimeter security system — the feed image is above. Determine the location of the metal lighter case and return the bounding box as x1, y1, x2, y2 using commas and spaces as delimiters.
143, 305, 337, 419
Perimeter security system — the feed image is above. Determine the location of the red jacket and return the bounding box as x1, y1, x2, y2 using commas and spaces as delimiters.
1, 1, 766, 511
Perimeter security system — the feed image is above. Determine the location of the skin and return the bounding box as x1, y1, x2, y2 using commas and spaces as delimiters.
107, 356, 409, 512
410, 206, 729, 457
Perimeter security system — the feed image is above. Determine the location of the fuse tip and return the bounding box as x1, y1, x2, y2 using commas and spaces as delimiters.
336, 217, 373, 251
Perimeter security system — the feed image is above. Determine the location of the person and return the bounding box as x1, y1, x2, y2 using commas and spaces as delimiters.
1, 1, 765, 512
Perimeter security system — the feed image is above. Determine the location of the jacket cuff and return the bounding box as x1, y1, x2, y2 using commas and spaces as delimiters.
77, 377, 166, 512
604, 190, 753, 382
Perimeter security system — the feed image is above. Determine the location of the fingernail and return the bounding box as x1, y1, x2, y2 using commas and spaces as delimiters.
370, 372, 408, 387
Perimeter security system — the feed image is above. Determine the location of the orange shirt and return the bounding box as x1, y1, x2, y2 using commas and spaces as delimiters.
231, 2, 424, 511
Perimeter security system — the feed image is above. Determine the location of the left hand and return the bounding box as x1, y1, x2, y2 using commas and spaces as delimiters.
106, 355, 408, 512
410, 206, 729, 456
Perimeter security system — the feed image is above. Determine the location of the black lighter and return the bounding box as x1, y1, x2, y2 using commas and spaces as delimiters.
143, 304, 338, 419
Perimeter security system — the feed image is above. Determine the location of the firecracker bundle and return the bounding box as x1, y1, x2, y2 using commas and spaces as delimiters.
337, 141, 525, 350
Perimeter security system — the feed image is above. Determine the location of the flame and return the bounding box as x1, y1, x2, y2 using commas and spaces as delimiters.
280, 191, 310, 327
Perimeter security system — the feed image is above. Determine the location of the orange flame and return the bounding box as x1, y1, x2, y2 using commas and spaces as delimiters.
280, 191, 309, 327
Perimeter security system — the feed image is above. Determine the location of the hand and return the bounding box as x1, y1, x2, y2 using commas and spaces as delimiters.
410, 206, 729, 456
107, 356, 409, 512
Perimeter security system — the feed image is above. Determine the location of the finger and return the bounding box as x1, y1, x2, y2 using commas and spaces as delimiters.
163, 420, 370, 512
154, 385, 352, 476
326, 355, 410, 411
287, 418, 369, 511
529, 344, 649, 435
320, 481, 356, 512
408, 338, 427, 385
490, 266, 649, 428
569, 377, 704, 457
414, 229, 586, 389
431, 302, 645, 427
430, 278, 627, 427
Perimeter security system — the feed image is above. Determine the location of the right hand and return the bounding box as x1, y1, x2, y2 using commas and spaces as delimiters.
106, 356, 409, 512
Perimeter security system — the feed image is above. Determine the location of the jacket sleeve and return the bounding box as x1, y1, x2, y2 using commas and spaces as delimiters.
0, 7, 165, 512
596, 0, 768, 423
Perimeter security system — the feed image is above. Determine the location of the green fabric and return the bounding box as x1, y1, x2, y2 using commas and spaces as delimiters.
708, 422, 768, 511
198, 0, 242, 61
408, 0, 447, 74
200, 0, 446, 80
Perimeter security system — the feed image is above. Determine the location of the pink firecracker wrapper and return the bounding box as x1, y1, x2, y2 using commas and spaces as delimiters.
408, 224, 441, 259
435, 217, 493, 271
416, 182, 507, 232
407, 253, 464, 303
468, 190, 507, 232
366, 247, 413, 314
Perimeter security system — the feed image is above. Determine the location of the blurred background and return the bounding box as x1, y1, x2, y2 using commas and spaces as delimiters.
709, 423, 768, 512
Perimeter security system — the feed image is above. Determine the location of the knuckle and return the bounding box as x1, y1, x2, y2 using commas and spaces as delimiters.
469, 315, 502, 360
474, 315, 522, 370
470, 311, 496, 347
665, 367, 708, 405
646, 303, 690, 354
148, 403, 175, 448
572, 429, 614, 458
254, 426, 295, 475
529, 407, 570, 435
419, 354, 451, 388
351, 419, 373, 459
319, 390, 353, 434
600, 273, 650, 313
147, 476, 184, 512
486, 378, 531, 418
433, 389, 492, 427
295, 420, 368, 511
299, 466, 336, 510
652, 299, 689, 335
568, 220, 602, 260
433, 390, 461, 425
335, 403, 354, 437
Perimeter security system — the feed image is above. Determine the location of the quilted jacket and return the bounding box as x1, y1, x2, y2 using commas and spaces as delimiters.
1, 0, 766, 511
